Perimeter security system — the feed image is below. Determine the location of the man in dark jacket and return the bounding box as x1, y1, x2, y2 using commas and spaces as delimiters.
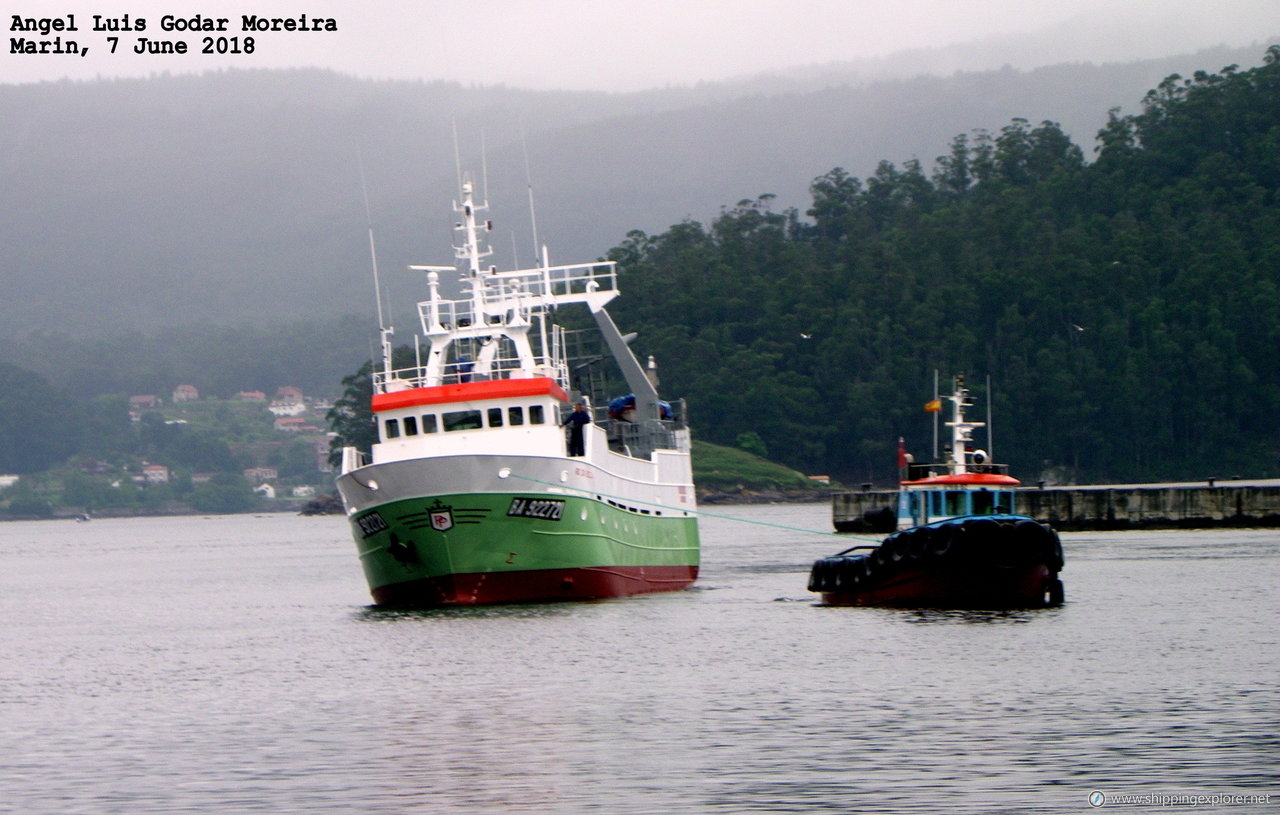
565, 402, 591, 456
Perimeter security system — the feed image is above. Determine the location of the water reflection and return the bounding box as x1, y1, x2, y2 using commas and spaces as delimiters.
352, 602, 579, 623
896, 607, 1054, 625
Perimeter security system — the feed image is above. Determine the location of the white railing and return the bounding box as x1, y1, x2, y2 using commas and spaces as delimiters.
418, 262, 618, 330
486, 261, 618, 302
373, 329, 570, 392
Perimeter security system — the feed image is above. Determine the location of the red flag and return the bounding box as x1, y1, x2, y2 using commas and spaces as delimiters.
897, 436, 907, 469
924, 398, 942, 413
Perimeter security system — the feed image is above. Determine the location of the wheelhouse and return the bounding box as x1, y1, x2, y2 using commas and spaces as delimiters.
370, 377, 568, 463
896, 374, 1021, 529
898, 483, 1017, 527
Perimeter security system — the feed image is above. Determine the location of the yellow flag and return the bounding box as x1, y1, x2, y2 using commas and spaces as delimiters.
924, 399, 942, 413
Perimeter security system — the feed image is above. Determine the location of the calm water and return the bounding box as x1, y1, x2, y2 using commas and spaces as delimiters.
0, 505, 1276, 814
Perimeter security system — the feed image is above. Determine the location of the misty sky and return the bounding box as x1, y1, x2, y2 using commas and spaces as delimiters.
5, 0, 1277, 90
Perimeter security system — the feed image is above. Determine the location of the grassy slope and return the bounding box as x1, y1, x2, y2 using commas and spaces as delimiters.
691, 440, 831, 495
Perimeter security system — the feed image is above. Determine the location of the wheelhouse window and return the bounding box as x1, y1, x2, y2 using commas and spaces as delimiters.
443, 409, 483, 432
529, 405, 545, 425
403, 416, 418, 436
385, 418, 401, 439
907, 492, 924, 524
422, 414, 438, 433
508, 407, 524, 426
973, 490, 993, 515
487, 407, 504, 428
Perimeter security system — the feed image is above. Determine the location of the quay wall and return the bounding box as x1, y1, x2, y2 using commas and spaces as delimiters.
832, 480, 1280, 531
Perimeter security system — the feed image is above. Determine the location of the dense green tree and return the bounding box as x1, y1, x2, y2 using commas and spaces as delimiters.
136, 413, 239, 472
270, 440, 324, 479
326, 345, 420, 467
189, 472, 257, 514
327, 361, 378, 468
605, 50, 1280, 485
0, 362, 83, 474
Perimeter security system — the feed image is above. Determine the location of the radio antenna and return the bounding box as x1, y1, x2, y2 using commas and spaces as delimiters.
451, 118, 463, 196
481, 128, 490, 206
987, 374, 994, 461
357, 150, 393, 374
520, 120, 541, 265
931, 368, 939, 461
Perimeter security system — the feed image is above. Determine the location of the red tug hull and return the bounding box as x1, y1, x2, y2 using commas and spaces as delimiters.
809, 516, 1064, 609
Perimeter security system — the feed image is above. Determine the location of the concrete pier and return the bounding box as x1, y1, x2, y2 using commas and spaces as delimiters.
832, 479, 1280, 532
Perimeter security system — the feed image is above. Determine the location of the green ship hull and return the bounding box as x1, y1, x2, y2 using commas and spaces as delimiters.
348, 490, 699, 606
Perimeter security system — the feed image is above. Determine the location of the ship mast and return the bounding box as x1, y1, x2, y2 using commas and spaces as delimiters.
455, 176, 492, 310
396, 169, 647, 399
945, 374, 985, 474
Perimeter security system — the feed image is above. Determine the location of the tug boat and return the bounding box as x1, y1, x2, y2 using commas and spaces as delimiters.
334, 174, 699, 606
809, 375, 1064, 607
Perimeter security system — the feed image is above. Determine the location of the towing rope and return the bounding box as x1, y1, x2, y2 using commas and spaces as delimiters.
502, 470, 881, 542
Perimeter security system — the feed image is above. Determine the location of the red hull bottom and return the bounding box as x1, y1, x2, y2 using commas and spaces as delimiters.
820, 564, 1059, 608
370, 565, 699, 607
812, 516, 1066, 608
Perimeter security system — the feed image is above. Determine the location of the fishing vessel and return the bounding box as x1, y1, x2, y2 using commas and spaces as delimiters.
334, 176, 699, 606
809, 375, 1064, 607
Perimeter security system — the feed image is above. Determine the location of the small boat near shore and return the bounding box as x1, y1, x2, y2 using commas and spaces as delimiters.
809, 374, 1064, 607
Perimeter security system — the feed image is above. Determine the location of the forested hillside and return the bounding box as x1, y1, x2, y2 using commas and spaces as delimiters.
1, 44, 1263, 338
3, 48, 1277, 498
604, 49, 1280, 485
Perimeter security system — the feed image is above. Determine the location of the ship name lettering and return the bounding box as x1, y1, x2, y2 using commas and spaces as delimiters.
355, 511, 389, 537
507, 497, 564, 521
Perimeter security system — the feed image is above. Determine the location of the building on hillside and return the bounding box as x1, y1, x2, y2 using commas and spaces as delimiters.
243, 466, 278, 485
172, 384, 199, 402
274, 417, 320, 433
128, 395, 160, 420
235, 391, 267, 401
268, 401, 308, 417
268, 386, 307, 417
141, 464, 170, 484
